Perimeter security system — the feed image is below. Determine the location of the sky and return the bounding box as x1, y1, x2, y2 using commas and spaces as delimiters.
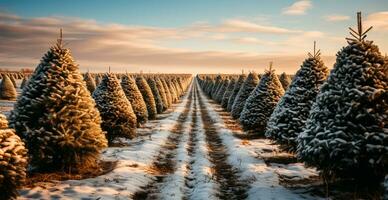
0, 0, 387, 74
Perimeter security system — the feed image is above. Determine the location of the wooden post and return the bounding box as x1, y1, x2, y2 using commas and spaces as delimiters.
57, 28, 63, 46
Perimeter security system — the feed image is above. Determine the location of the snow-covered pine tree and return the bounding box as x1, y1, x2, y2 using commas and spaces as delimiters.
172, 78, 183, 97
9, 31, 107, 172
211, 75, 222, 99
155, 77, 169, 111
121, 75, 148, 125
161, 77, 173, 108
136, 76, 157, 120
297, 13, 388, 183
231, 72, 259, 119
221, 78, 236, 109
147, 77, 164, 114
227, 74, 246, 112
95, 75, 101, 86
20, 76, 28, 89
216, 78, 229, 103
84, 72, 96, 94
266, 42, 328, 152
9, 74, 17, 88
0, 114, 27, 200
239, 64, 284, 133
166, 78, 178, 103
93, 74, 137, 144
279, 72, 291, 90
0, 74, 17, 100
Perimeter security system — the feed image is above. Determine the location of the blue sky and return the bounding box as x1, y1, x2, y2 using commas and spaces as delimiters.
0, 0, 387, 73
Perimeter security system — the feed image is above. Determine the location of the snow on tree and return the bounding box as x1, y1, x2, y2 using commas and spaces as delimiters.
9, 74, 17, 88
221, 78, 236, 109
93, 74, 137, 144
136, 76, 157, 120
155, 77, 169, 111
279, 72, 291, 90
266, 43, 329, 152
231, 72, 259, 119
166, 78, 178, 103
239, 64, 284, 133
0, 113, 28, 200
121, 75, 148, 125
211, 75, 222, 99
215, 78, 229, 103
95, 75, 101, 86
297, 13, 388, 183
0, 74, 17, 100
161, 77, 173, 108
9, 31, 107, 172
172, 78, 182, 97
147, 77, 164, 114
84, 72, 96, 94
20, 76, 28, 89
227, 74, 246, 112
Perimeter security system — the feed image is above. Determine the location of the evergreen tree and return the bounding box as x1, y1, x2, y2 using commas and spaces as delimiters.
9, 32, 107, 172
0, 74, 17, 100
20, 76, 28, 89
211, 75, 222, 99
161, 78, 173, 108
95, 75, 101, 86
221, 78, 236, 109
155, 77, 169, 111
231, 72, 259, 119
0, 114, 27, 200
166, 78, 178, 103
93, 74, 137, 144
227, 74, 246, 112
84, 72, 96, 94
279, 72, 291, 90
216, 79, 229, 103
297, 13, 388, 182
240, 65, 284, 133
136, 76, 157, 120
147, 77, 164, 114
121, 75, 148, 125
266, 44, 328, 152
9, 74, 17, 88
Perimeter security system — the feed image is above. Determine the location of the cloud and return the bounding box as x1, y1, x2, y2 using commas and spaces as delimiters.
365, 11, 388, 31
324, 15, 350, 22
282, 0, 312, 16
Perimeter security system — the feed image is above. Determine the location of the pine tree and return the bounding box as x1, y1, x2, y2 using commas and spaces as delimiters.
231, 72, 259, 119
0, 74, 17, 100
9, 31, 107, 172
266, 43, 328, 152
221, 78, 236, 109
121, 75, 148, 125
147, 77, 164, 114
95, 75, 101, 86
155, 77, 169, 111
20, 76, 28, 89
240, 65, 284, 133
297, 13, 388, 182
136, 76, 157, 120
166, 78, 178, 103
216, 79, 229, 103
93, 74, 137, 144
9, 74, 17, 88
0, 114, 27, 200
211, 75, 222, 99
227, 74, 246, 112
84, 72, 96, 94
161, 77, 173, 108
279, 72, 291, 90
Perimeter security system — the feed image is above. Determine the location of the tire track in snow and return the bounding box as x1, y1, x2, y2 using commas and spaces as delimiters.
196, 82, 248, 200
133, 84, 194, 200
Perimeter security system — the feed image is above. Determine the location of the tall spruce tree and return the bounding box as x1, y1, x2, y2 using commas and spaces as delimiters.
147, 77, 164, 114
155, 77, 169, 111
231, 72, 259, 119
266, 43, 329, 152
161, 78, 173, 108
0, 113, 27, 200
216, 79, 229, 103
297, 13, 388, 182
221, 78, 236, 109
9, 31, 107, 172
84, 72, 96, 94
121, 75, 148, 125
0, 74, 17, 100
166, 78, 178, 103
227, 74, 246, 112
239, 65, 284, 133
136, 76, 157, 120
93, 74, 137, 144
279, 72, 291, 90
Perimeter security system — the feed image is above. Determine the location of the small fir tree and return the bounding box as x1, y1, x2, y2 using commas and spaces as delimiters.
136, 76, 157, 120
227, 74, 246, 112
121, 75, 148, 125
231, 72, 259, 119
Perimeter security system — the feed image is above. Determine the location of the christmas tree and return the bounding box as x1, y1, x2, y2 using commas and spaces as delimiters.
84, 72, 96, 94
147, 77, 164, 114
20, 76, 28, 89
0, 74, 17, 100
155, 77, 169, 111
93, 74, 137, 144
221, 78, 236, 109
166, 78, 178, 103
239, 64, 284, 133
231, 72, 259, 119
297, 13, 388, 183
121, 75, 148, 125
279, 72, 291, 90
227, 74, 246, 112
161, 77, 173, 108
0, 113, 27, 200
266, 42, 328, 152
9, 30, 107, 172
136, 76, 157, 120
216, 79, 229, 103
